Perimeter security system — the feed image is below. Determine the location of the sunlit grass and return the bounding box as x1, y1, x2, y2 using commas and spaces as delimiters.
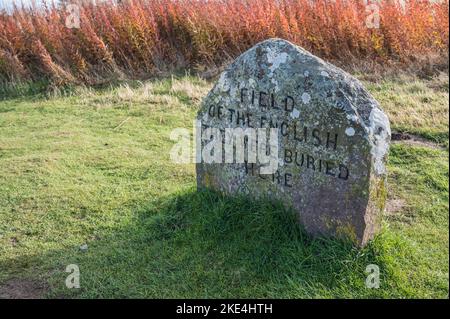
0, 74, 448, 298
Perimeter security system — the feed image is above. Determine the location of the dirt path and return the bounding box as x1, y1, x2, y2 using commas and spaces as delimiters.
391, 132, 446, 150
0, 278, 47, 299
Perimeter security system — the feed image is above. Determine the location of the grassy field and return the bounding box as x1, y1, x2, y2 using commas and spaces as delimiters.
0, 74, 448, 298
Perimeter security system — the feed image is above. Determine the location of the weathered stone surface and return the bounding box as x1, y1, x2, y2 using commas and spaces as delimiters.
196, 39, 390, 246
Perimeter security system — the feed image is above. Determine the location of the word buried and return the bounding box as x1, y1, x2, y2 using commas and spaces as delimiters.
170, 120, 279, 174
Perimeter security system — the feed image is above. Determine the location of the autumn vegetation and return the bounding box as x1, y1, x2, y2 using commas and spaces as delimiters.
0, 0, 448, 85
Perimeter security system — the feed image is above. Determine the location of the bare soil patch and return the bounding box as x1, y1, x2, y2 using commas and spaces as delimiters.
0, 278, 47, 299
391, 132, 444, 149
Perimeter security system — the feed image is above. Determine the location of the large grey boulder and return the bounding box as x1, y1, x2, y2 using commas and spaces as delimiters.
196, 38, 390, 246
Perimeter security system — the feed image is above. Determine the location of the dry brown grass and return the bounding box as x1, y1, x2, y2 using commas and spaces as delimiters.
363, 72, 449, 142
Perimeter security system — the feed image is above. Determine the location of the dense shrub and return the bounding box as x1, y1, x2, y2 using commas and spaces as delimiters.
0, 0, 448, 85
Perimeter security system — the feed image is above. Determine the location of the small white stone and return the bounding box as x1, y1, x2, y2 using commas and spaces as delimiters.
304, 71, 310, 77
290, 108, 300, 119
321, 71, 330, 77
301, 93, 311, 104
80, 244, 88, 252
345, 127, 356, 136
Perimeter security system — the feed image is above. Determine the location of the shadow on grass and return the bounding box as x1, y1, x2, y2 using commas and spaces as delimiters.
0, 188, 391, 298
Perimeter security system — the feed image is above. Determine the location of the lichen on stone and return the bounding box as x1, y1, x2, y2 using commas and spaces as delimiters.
196, 38, 391, 246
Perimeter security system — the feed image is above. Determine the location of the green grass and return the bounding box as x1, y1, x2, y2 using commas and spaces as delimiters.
0, 75, 448, 298
362, 73, 449, 146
